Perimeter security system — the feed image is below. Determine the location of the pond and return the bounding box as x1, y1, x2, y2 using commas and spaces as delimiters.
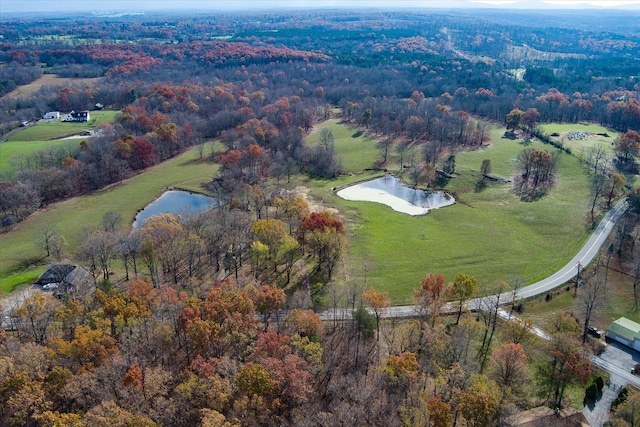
133, 190, 218, 228
336, 175, 455, 216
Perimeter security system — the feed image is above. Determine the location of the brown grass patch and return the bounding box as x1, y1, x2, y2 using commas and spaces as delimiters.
3, 74, 103, 100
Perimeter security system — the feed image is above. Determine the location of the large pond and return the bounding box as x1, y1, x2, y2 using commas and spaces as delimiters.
336, 175, 455, 216
133, 190, 218, 228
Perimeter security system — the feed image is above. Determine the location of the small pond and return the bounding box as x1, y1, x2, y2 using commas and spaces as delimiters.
133, 190, 218, 228
336, 175, 455, 216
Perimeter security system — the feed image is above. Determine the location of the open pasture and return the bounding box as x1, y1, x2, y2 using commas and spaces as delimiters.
306, 119, 381, 172
0, 110, 120, 177
2, 74, 103, 100
0, 139, 78, 178
308, 122, 594, 303
0, 147, 217, 293
540, 122, 619, 159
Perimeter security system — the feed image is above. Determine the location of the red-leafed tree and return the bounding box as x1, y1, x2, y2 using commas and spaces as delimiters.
489, 343, 528, 394
414, 272, 451, 326
130, 138, 155, 170
296, 211, 345, 281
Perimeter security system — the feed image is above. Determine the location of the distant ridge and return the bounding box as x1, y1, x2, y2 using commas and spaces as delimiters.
1, 0, 639, 14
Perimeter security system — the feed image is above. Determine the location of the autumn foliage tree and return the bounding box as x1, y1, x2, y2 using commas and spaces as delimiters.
516, 148, 555, 192
297, 211, 346, 281
363, 287, 390, 340
414, 272, 451, 326
250, 284, 286, 331
489, 343, 529, 395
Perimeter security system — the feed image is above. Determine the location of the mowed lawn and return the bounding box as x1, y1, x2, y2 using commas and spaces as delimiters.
0, 110, 120, 177
540, 122, 619, 159
0, 139, 78, 178
0, 147, 217, 293
306, 119, 380, 173
306, 123, 595, 304
10, 110, 119, 142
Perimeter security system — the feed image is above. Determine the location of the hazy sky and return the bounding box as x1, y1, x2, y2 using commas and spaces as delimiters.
2, 0, 640, 14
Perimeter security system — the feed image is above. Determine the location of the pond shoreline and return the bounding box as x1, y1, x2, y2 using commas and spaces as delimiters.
335, 174, 455, 216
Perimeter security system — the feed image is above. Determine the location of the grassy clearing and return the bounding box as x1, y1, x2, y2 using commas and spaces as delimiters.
10, 110, 119, 142
306, 119, 381, 172
0, 147, 217, 293
521, 267, 640, 331
304, 122, 594, 304
3, 74, 103, 99
0, 110, 120, 178
0, 119, 599, 303
0, 139, 78, 177
540, 122, 619, 159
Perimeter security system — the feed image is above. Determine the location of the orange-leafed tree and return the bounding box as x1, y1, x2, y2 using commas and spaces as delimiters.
427, 394, 452, 427
489, 342, 529, 395
250, 284, 286, 332
363, 287, 390, 341
414, 272, 451, 326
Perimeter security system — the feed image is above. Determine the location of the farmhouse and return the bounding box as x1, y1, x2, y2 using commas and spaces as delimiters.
63, 110, 90, 122
42, 111, 60, 120
35, 263, 94, 298
605, 317, 640, 351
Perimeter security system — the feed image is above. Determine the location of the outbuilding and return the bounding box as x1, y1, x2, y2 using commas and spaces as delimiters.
43, 111, 60, 120
605, 317, 640, 352
35, 263, 94, 299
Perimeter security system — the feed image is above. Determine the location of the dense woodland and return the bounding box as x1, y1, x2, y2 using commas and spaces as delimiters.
1, 7, 640, 426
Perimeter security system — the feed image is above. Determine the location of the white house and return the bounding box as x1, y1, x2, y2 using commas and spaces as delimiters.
63, 110, 90, 122
43, 111, 60, 120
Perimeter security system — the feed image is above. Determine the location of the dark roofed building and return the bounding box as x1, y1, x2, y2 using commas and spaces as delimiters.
63, 110, 90, 122
35, 263, 94, 298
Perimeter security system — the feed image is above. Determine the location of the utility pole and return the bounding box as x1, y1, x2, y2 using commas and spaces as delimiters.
574, 261, 582, 296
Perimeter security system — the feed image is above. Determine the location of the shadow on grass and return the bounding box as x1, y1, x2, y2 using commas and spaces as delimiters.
352, 131, 364, 138
474, 179, 487, 193
520, 189, 548, 202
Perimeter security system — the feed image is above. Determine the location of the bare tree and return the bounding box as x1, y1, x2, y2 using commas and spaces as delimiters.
579, 274, 607, 343
378, 138, 392, 164
36, 225, 64, 259
633, 254, 640, 311
588, 144, 608, 173
102, 211, 122, 233
319, 128, 334, 148
590, 173, 608, 226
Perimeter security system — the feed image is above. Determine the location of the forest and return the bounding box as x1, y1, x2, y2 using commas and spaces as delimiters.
1, 6, 640, 427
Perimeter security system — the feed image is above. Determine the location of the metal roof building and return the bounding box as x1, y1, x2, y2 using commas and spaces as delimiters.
606, 317, 640, 352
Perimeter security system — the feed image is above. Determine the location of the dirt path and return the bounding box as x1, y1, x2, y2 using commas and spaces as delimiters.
1, 284, 37, 327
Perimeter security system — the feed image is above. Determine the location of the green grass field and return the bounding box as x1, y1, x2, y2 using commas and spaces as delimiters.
0, 118, 602, 305
0, 139, 78, 177
0, 110, 121, 177
306, 120, 381, 172
539, 122, 619, 160
10, 110, 119, 142
0, 147, 217, 294
304, 121, 595, 304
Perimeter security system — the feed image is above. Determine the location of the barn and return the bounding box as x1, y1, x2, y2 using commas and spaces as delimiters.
43, 111, 60, 120
605, 317, 640, 352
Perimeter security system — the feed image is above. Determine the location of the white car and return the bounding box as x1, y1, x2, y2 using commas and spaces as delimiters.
42, 283, 58, 291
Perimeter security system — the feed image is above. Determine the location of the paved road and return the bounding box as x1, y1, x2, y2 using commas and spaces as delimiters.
321, 198, 629, 321
511, 198, 629, 300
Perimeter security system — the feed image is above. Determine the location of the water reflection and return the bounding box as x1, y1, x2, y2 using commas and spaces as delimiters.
336, 175, 454, 216
133, 190, 218, 227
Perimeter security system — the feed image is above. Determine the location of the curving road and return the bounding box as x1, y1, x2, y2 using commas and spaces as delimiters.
320, 198, 629, 321
509, 198, 629, 301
